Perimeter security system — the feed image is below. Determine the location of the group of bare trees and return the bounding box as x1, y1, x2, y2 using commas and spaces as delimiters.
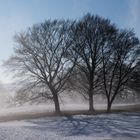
5, 13, 140, 113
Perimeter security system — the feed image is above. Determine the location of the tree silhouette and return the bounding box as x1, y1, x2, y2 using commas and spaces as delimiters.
71, 14, 117, 111
5, 20, 76, 114
101, 29, 139, 112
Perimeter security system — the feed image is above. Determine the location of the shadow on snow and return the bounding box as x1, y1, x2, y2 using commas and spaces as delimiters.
24, 112, 140, 138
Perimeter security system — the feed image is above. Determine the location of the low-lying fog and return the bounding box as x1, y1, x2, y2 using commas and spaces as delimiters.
0, 81, 139, 118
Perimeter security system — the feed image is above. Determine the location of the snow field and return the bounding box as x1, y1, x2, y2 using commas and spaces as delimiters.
0, 112, 139, 140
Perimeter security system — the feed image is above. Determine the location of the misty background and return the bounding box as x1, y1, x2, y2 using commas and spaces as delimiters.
0, 0, 140, 108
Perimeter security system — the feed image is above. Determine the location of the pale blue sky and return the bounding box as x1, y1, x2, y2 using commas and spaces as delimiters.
0, 0, 140, 83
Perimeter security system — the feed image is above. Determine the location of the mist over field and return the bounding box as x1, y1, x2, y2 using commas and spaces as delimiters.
0, 0, 139, 139
0, 80, 139, 118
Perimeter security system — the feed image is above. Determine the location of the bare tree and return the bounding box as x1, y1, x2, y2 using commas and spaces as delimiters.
5, 20, 76, 114
128, 60, 140, 93
101, 29, 140, 112
71, 14, 117, 112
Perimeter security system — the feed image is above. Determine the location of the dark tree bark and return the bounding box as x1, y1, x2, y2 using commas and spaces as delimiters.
89, 89, 94, 111
71, 13, 117, 112
52, 89, 60, 114
4, 19, 76, 114
101, 29, 140, 113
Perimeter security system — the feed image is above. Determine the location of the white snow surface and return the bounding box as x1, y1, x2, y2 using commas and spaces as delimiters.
0, 111, 140, 140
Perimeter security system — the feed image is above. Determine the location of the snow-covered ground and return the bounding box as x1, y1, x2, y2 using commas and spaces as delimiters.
0, 103, 139, 140
0, 112, 140, 140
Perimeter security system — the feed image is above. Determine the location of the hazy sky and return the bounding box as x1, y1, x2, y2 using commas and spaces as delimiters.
0, 0, 140, 83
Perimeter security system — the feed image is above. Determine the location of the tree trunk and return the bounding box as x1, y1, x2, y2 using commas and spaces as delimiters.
52, 92, 61, 114
107, 97, 112, 113
107, 92, 117, 113
107, 102, 112, 113
89, 91, 94, 112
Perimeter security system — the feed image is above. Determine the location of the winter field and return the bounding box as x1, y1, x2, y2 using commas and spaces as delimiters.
0, 104, 139, 140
